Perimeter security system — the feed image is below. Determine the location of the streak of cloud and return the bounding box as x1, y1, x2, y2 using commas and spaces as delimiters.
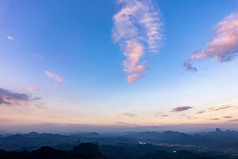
230, 119, 238, 122
223, 116, 232, 118
116, 122, 138, 126
45, 71, 63, 82
184, 13, 238, 71
116, 112, 137, 118
172, 106, 192, 112
209, 103, 232, 111
112, 0, 163, 82
210, 118, 220, 120
196, 110, 205, 114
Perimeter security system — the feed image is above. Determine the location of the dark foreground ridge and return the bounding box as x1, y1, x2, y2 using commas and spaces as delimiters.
0, 142, 236, 159
0, 129, 238, 159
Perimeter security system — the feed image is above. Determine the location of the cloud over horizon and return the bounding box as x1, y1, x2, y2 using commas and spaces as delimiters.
184, 13, 238, 71
112, 0, 163, 83
172, 106, 192, 112
0, 88, 30, 105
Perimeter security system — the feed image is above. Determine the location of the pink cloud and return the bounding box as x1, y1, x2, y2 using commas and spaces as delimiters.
185, 13, 238, 71
112, 0, 163, 82
27, 86, 38, 91
127, 74, 143, 83
45, 71, 63, 82
172, 106, 192, 112
0, 88, 30, 105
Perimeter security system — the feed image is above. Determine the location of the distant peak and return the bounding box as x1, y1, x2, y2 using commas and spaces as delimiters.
215, 128, 222, 133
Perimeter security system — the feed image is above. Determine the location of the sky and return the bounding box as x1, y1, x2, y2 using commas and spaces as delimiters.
1, 0, 238, 133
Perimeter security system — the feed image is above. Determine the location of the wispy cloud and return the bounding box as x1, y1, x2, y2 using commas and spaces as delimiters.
196, 110, 205, 114
116, 112, 137, 118
33, 97, 41, 101
172, 106, 192, 112
154, 111, 168, 117
184, 13, 238, 71
0, 88, 30, 105
27, 86, 39, 91
45, 71, 63, 82
223, 116, 232, 119
230, 119, 238, 122
112, 0, 163, 82
209, 103, 232, 111
210, 118, 220, 121
7, 35, 14, 40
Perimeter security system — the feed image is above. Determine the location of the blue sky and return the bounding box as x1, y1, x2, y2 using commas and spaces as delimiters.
0, 0, 238, 132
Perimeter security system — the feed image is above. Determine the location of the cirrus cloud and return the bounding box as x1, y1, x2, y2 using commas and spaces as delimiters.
112, 0, 163, 83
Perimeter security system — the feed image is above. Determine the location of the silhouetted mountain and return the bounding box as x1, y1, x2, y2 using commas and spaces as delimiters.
0, 143, 237, 159
1, 129, 238, 155
0, 143, 107, 159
